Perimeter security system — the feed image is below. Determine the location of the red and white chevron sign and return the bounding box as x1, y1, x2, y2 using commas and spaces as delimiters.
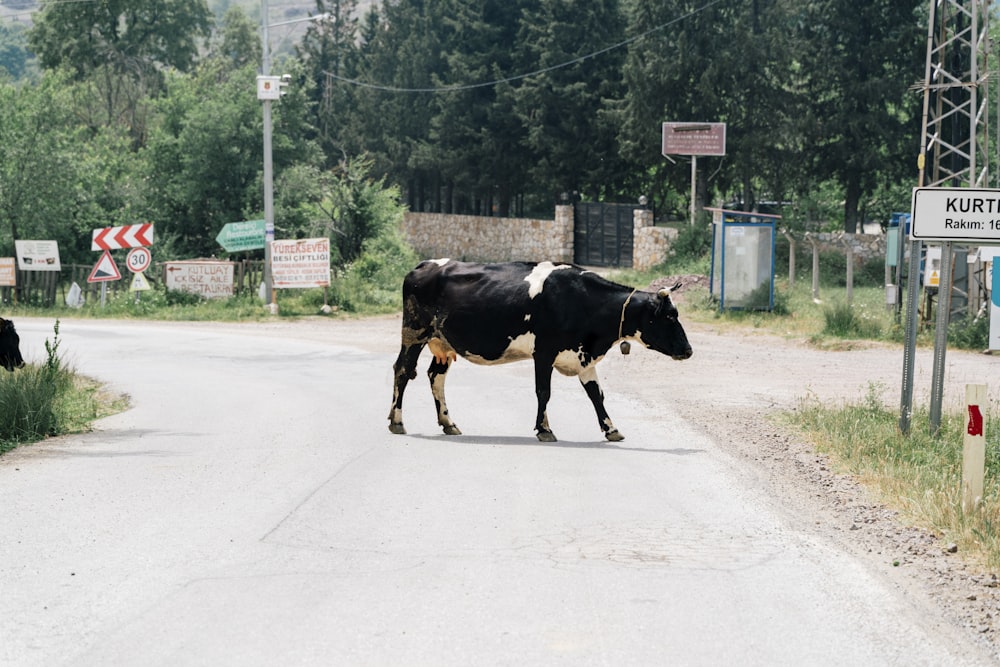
91, 223, 154, 251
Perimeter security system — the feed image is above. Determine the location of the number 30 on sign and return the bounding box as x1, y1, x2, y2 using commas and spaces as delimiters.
126, 247, 151, 273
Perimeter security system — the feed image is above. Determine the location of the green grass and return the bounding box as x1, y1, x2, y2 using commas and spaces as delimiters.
0, 321, 127, 455
786, 382, 1000, 570
613, 257, 992, 352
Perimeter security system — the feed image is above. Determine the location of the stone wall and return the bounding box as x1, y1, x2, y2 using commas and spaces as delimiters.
401, 206, 574, 263
798, 232, 886, 261
633, 209, 677, 271
401, 206, 677, 268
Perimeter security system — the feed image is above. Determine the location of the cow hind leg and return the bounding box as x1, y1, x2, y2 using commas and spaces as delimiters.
579, 367, 624, 442
428, 354, 461, 435
388, 343, 425, 435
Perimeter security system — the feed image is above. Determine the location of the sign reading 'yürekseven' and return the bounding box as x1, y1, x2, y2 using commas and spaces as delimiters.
911, 187, 1000, 243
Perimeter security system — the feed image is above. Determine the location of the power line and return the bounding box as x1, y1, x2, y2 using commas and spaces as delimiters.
323, 0, 727, 94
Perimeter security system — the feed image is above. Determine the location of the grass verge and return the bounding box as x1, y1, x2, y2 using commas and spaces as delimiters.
785, 382, 1000, 570
0, 321, 128, 456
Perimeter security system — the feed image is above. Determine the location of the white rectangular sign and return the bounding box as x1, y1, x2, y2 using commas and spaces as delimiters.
911, 187, 1000, 243
271, 238, 331, 289
0, 258, 14, 286
164, 261, 235, 299
14, 240, 61, 271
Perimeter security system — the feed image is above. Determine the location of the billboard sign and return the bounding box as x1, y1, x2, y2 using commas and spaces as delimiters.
164, 261, 235, 299
271, 238, 331, 289
15, 240, 61, 271
662, 122, 727, 157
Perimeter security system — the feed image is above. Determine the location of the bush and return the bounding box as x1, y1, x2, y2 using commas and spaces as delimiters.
948, 315, 989, 351
0, 321, 74, 453
671, 222, 713, 261
822, 301, 883, 338
329, 227, 417, 313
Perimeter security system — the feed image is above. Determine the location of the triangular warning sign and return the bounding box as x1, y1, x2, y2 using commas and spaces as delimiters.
88, 250, 122, 283
130, 271, 150, 292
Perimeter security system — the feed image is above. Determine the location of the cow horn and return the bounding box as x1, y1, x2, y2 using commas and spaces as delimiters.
658, 283, 682, 297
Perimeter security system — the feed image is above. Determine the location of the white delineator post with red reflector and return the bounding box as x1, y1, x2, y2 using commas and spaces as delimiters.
963, 383, 987, 513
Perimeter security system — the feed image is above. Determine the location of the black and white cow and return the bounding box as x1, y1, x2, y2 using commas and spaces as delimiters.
388, 259, 692, 442
0, 317, 25, 371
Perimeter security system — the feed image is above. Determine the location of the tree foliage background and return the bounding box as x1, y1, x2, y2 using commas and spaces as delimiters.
0, 0, 933, 266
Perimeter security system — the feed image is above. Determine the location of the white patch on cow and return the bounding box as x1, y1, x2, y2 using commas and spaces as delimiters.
524, 261, 572, 298
553, 348, 604, 377
465, 332, 535, 365
524, 313, 531, 322
430, 257, 450, 266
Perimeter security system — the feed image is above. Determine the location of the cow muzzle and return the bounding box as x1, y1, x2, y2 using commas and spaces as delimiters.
671, 347, 693, 361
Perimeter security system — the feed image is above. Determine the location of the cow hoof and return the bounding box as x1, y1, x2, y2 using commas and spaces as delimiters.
536, 431, 558, 443
605, 430, 625, 442
443, 425, 462, 436
389, 423, 406, 435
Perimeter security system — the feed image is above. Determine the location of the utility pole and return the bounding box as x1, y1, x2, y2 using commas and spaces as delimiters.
261, 0, 276, 313
901, 0, 990, 434
258, 4, 330, 315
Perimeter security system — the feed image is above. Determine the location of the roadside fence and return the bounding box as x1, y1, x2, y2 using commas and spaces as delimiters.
0, 260, 266, 307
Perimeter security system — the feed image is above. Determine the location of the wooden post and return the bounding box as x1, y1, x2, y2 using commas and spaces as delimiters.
806, 234, 820, 302
963, 383, 987, 513
845, 240, 854, 305
689, 156, 697, 226
782, 230, 796, 286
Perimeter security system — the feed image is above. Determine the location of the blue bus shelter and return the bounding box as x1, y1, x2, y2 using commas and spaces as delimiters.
707, 208, 779, 311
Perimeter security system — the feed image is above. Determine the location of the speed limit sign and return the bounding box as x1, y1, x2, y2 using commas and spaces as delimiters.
126, 247, 151, 274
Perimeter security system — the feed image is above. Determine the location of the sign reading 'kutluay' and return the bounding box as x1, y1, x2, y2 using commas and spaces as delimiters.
911, 187, 1000, 243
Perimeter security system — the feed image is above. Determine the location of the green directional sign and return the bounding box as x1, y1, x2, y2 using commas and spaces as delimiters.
216, 219, 266, 252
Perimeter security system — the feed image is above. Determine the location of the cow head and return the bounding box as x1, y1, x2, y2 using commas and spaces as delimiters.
637, 286, 693, 360
0, 318, 25, 371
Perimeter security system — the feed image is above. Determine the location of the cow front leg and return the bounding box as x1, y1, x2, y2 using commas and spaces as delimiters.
388, 343, 425, 434
579, 366, 623, 442
428, 351, 461, 436
533, 358, 557, 442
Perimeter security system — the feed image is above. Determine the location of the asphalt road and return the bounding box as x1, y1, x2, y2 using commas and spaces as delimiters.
0, 316, 993, 666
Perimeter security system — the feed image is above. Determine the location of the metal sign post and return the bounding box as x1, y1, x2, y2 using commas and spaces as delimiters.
928, 241, 954, 433
899, 237, 923, 435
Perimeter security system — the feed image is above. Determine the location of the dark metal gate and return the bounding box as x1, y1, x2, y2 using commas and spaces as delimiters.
573, 202, 634, 267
